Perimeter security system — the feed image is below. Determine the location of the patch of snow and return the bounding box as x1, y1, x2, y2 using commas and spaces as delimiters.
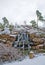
3, 27, 10, 34
3, 55, 45, 65
0, 27, 10, 34
30, 51, 34, 53
28, 29, 38, 34
10, 34, 17, 37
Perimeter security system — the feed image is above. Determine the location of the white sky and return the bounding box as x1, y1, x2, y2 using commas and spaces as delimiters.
0, 0, 45, 26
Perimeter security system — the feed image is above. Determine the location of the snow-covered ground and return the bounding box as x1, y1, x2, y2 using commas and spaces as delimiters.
3, 54, 45, 65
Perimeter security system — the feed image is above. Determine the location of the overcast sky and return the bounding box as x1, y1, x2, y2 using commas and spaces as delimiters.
0, 0, 45, 26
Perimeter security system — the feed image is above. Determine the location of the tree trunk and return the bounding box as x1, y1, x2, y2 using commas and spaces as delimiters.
37, 17, 38, 29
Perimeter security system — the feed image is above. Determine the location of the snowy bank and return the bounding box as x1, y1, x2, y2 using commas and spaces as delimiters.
3, 55, 45, 65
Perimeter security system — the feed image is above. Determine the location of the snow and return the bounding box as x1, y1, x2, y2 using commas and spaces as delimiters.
10, 34, 17, 37
28, 29, 38, 34
0, 27, 10, 34
3, 55, 45, 65
30, 51, 34, 53
3, 27, 10, 34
